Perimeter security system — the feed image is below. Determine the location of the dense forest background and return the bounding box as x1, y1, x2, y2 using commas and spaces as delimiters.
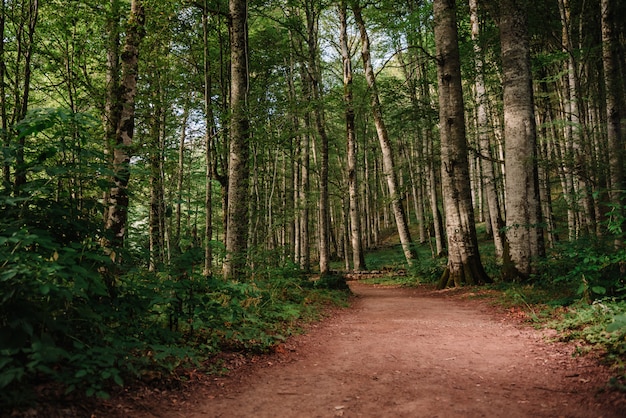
1, 0, 625, 406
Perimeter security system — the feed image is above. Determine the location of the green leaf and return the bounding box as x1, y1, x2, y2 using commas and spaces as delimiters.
96, 390, 110, 399
607, 314, 626, 333
113, 373, 124, 387
40, 284, 51, 295
591, 286, 606, 295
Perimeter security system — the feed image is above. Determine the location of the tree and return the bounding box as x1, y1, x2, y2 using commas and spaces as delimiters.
601, 0, 625, 247
433, 0, 489, 288
469, 0, 505, 261
353, 0, 417, 266
1, 0, 39, 192
223, 0, 250, 280
303, 0, 331, 275
339, 1, 366, 271
498, 0, 544, 279
0, 0, 7, 189
104, 0, 145, 254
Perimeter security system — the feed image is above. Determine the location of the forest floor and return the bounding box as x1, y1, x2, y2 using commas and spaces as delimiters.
43, 281, 626, 417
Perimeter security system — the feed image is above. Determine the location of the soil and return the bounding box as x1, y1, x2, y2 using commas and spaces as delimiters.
20, 282, 626, 417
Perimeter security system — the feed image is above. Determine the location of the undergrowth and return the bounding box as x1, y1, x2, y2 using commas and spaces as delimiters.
0, 221, 349, 409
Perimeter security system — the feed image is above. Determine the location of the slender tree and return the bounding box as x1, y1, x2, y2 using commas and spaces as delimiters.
340, 1, 366, 271
353, 0, 417, 266
223, 0, 250, 280
304, 0, 331, 275
104, 0, 145, 252
469, 0, 505, 260
601, 0, 625, 246
11, 0, 39, 191
0, 0, 8, 190
202, 2, 216, 275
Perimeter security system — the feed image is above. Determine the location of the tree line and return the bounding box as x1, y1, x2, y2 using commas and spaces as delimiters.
1, 0, 625, 402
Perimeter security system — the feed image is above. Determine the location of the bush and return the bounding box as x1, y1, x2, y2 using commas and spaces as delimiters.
538, 238, 626, 301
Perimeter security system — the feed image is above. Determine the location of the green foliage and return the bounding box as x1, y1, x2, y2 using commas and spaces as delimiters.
538, 238, 626, 301
549, 301, 626, 367
0, 110, 350, 409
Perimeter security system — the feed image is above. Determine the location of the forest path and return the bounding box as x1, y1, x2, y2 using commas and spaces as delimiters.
137, 282, 624, 418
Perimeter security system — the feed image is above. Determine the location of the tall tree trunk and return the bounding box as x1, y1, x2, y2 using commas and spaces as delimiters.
149, 84, 166, 271
102, 0, 121, 225
105, 0, 145, 252
469, 0, 505, 260
558, 0, 593, 239
498, 0, 544, 279
434, 0, 489, 288
175, 103, 189, 248
304, 0, 331, 275
422, 66, 446, 258
395, 43, 428, 245
0, 0, 8, 190
601, 0, 625, 246
223, 0, 250, 280
353, 1, 417, 266
340, 1, 365, 271
203, 3, 215, 275
300, 128, 311, 270
13, 0, 38, 191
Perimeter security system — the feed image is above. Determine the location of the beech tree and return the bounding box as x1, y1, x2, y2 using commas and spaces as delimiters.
353, 0, 417, 266
497, 0, 544, 279
601, 0, 625, 247
104, 0, 145, 253
433, 0, 489, 288
223, 0, 250, 280
469, 0, 505, 261
339, 1, 366, 271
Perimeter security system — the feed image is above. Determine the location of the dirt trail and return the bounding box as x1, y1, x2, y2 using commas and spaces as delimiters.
136, 282, 624, 418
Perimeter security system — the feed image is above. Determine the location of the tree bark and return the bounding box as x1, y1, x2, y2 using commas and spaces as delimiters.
469, 0, 505, 261
223, 0, 250, 280
340, 1, 366, 271
105, 0, 145, 251
304, 0, 331, 275
353, 0, 417, 266
1, 0, 8, 189
149, 84, 166, 271
498, 0, 544, 279
433, 0, 489, 288
12, 0, 38, 191
203, 3, 215, 275
601, 0, 625, 246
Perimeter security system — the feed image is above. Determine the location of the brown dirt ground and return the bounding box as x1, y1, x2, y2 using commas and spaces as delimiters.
17, 282, 626, 417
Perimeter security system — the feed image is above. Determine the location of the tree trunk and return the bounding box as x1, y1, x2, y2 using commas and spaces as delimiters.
353, 1, 417, 266
601, 0, 625, 246
340, 1, 366, 271
203, 3, 215, 275
102, 0, 121, 225
305, 0, 331, 275
498, 0, 544, 279
1, 0, 8, 189
223, 0, 250, 280
149, 85, 166, 271
174, 104, 188, 249
12, 0, 38, 191
433, 0, 489, 288
105, 0, 145, 251
469, 0, 505, 260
